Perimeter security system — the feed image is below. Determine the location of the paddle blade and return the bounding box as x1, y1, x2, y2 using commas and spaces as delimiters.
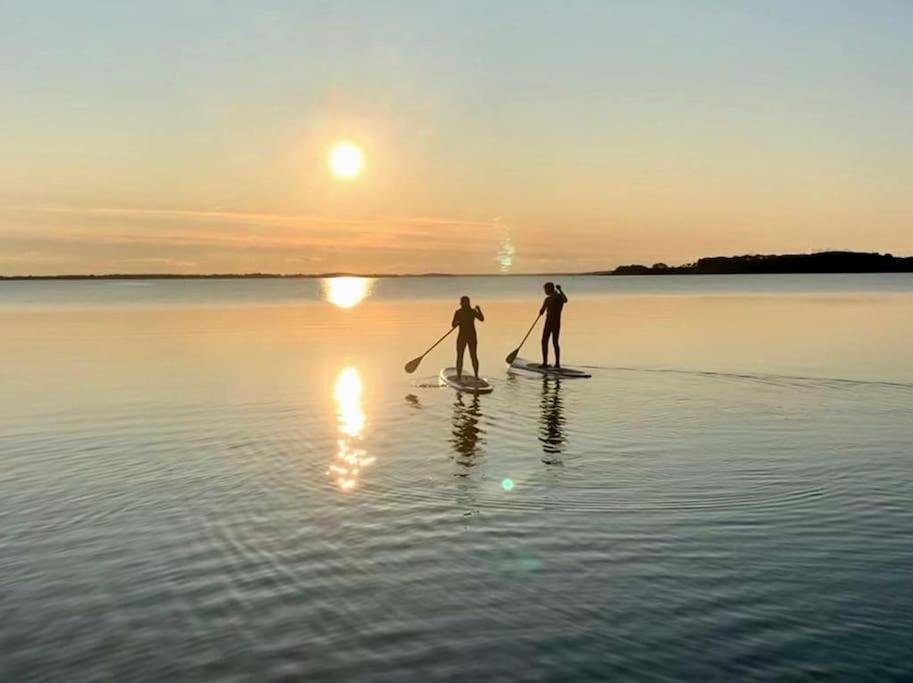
504, 348, 520, 365
404, 356, 422, 374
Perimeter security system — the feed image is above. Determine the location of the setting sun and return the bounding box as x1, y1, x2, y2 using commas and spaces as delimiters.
329, 142, 364, 180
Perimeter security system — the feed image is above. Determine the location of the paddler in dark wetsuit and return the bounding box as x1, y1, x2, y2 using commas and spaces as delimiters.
540, 282, 567, 369
451, 295, 484, 379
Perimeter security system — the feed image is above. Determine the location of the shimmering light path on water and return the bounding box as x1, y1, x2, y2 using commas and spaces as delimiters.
1, 275, 912, 680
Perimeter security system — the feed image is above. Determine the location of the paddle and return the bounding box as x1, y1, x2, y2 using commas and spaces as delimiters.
505, 313, 542, 364
404, 326, 456, 373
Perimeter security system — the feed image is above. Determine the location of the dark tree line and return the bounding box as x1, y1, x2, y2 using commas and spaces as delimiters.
601, 251, 913, 276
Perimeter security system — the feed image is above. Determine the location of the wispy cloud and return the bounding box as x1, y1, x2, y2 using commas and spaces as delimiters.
285, 256, 324, 263
3, 204, 503, 253
117, 257, 197, 268
22, 205, 493, 230
0, 204, 517, 274
0, 251, 70, 263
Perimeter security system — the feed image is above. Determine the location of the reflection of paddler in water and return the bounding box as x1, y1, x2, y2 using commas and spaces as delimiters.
451, 393, 484, 466
451, 295, 485, 379
539, 378, 566, 462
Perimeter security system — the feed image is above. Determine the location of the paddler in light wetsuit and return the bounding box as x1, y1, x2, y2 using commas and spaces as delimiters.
451, 295, 484, 379
539, 282, 567, 369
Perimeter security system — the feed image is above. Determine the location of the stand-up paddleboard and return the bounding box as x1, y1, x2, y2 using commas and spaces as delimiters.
439, 367, 494, 394
509, 358, 591, 378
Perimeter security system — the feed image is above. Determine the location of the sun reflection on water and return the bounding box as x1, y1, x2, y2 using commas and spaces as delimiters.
323, 277, 372, 308
329, 367, 373, 491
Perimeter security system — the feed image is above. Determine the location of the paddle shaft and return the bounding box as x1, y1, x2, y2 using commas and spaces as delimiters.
506, 313, 542, 363
517, 313, 542, 348
420, 326, 456, 360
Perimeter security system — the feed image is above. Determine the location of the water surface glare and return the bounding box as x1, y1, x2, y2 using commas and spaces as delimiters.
2, 275, 912, 680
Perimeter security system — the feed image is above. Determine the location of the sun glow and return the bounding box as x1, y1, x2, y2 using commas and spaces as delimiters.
329, 142, 364, 180
329, 367, 373, 492
323, 276, 371, 308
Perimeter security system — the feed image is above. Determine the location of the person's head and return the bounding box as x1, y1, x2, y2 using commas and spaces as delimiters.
460, 295, 471, 309
543, 282, 556, 295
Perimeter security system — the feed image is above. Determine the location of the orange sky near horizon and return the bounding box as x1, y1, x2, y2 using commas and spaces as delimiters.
1, 2, 912, 275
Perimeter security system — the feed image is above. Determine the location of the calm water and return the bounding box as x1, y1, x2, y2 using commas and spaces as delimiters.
2, 275, 912, 681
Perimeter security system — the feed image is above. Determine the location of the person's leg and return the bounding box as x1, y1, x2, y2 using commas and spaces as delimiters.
469, 337, 480, 378
552, 326, 561, 368
456, 336, 466, 377
540, 326, 550, 367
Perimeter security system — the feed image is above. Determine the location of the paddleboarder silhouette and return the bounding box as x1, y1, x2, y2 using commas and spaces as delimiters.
452, 296, 484, 379
540, 282, 567, 368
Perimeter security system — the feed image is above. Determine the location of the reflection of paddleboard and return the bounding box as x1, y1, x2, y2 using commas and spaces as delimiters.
439, 367, 494, 394
509, 358, 592, 378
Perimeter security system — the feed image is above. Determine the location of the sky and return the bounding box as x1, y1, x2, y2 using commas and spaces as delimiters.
1, 0, 912, 275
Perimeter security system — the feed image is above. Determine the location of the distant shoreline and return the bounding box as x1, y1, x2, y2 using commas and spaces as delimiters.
0, 272, 581, 281
2, 251, 912, 281
595, 251, 913, 277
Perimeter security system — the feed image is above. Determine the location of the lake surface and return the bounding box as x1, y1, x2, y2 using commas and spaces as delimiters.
2, 274, 912, 681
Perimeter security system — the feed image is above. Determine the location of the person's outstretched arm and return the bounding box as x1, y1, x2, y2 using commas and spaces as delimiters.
451, 310, 459, 328
474, 305, 485, 322
539, 297, 548, 315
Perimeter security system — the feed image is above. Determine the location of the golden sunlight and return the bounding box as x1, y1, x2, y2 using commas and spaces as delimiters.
329, 142, 364, 180
329, 366, 373, 492
334, 367, 365, 437
323, 276, 371, 308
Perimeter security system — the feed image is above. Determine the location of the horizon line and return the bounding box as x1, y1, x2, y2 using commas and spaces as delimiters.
2, 250, 910, 281
0, 271, 590, 281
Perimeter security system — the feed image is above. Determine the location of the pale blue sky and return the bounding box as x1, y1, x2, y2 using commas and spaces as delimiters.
2, 1, 911, 273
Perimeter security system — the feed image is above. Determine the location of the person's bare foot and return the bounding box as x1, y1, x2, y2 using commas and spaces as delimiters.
539, 363, 549, 369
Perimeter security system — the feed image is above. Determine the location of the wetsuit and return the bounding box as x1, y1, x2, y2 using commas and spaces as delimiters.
452, 305, 484, 377
540, 290, 567, 367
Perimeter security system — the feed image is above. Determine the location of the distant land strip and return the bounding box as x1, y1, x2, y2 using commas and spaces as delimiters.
2, 251, 912, 280
591, 251, 913, 276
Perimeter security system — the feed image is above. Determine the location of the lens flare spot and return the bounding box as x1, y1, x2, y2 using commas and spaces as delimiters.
519, 555, 542, 572
501, 478, 515, 492
498, 235, 515, 273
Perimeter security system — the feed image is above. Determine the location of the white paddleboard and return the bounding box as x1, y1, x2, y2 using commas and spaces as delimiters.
439, 367, 494, 394
509, 358, 592, 378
